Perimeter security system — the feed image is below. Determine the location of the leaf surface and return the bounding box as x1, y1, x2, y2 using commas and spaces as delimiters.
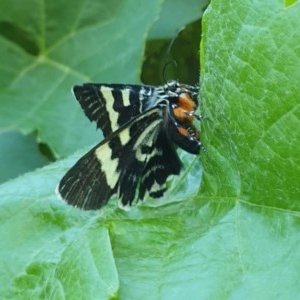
1, 0, 299, 299
0, 0, 163, 157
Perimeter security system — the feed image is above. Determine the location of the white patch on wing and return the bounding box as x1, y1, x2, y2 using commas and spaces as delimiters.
95, 144, 119, 189
140, 87, 159, 109
118, 127, 131, 146
100, 86, 119, 132
121, 88, 131, 107
149, 181, 165, 193
140, 86, 154, 99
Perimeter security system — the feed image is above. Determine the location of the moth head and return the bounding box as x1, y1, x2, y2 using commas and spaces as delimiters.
164, 81, 199, 104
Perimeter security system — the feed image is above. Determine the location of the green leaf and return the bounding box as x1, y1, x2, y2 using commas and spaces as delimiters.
0, 132, 49, 184
0, 169, 119, 299
148, 0, 209, 39
143, 20, 202, 85
201, 0, 300, 207
0, 0, 164, 157
199, 0, 300, 297
0, 148, 201, 299
3, 0, 300, 299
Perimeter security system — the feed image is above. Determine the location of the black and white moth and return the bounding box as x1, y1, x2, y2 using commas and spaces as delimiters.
57, 81, 203, 210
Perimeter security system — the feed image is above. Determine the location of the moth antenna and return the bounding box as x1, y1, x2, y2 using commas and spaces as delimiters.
166, 26, 185, 56
162, 26, 185, 83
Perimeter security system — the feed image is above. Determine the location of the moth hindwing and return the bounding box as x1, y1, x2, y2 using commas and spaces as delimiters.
57, 81, 202, 210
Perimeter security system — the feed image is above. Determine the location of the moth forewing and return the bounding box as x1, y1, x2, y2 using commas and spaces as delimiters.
58, 81, 202, 210
73, 83, 158, 137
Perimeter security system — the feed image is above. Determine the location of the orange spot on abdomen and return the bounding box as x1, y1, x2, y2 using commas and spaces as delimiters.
179, 93, 196, 111
172, 93, 196, 122
177, 126, 189, 137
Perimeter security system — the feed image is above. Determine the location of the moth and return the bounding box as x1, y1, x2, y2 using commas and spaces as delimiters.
57, 81, 203, 210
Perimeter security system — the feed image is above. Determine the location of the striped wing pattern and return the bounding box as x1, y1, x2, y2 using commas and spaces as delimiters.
57, 81, 200, 210
73, 84, 158, 137
58, 105, 181, 209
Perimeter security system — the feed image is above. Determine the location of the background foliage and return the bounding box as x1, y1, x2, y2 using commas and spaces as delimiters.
1, 0, 300, 299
